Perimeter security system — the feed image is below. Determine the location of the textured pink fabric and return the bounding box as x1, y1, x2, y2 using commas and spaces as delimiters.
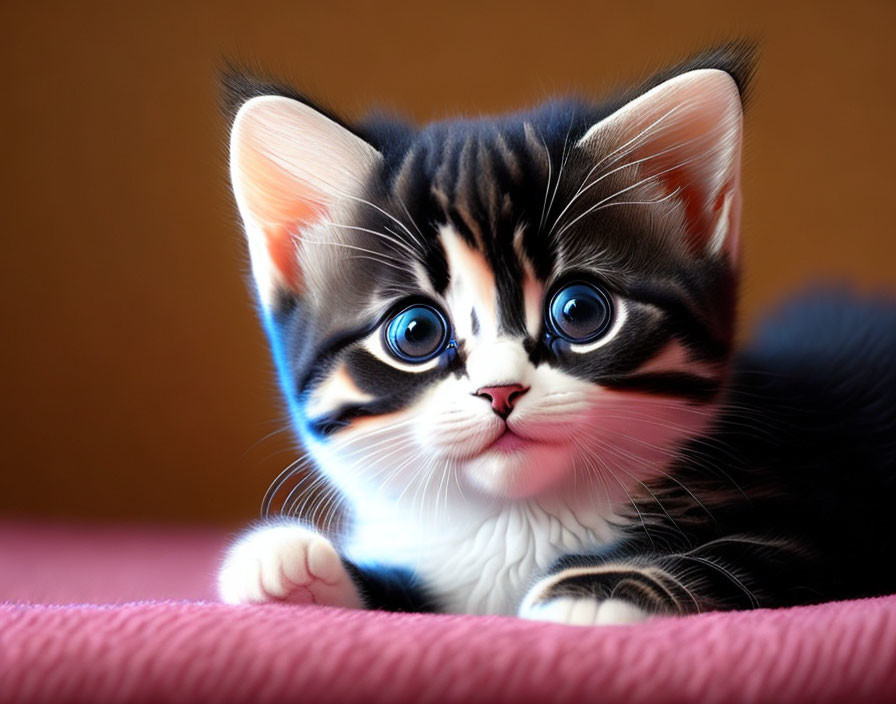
2, 521, 896, 703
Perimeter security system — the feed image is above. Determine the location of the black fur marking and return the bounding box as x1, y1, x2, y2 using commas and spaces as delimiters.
308, 417, 350, 437
295, 320, 382, 398
600, 372, 721, 402
342, 561, 436, 613
342, 347, 453, 397
302, 347, 459, 437
547, 306, 676, 382
308, 399, 408, 438
626, 282, 733, 362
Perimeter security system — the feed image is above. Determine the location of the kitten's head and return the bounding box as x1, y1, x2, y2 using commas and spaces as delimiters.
227, 47, 750, 512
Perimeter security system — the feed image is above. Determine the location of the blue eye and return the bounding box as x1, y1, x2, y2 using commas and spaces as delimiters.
547, 282, 614, 343
384, 304, 451, 363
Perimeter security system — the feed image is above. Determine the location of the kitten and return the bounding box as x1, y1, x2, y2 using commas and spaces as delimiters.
217, 44, 896, 626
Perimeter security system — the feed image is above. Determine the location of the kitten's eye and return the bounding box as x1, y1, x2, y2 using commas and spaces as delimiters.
547, 282, 614, 343
384, 304, 451, 363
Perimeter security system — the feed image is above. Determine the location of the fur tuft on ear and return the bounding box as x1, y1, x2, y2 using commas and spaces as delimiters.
229, 93, 381, 308
577, 68, 744, 261
634, 41, 757, 108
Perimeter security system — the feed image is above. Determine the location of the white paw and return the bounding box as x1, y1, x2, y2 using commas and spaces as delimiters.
519, 596, 649, 626
218, 523, 364, 609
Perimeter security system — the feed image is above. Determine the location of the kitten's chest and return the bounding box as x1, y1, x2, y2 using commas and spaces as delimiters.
348, 500, 620, 615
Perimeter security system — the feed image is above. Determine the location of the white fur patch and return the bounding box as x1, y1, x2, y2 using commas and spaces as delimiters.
519, 596, 649, 626
440, 226, 498, 339
345, 495, 623, 615
465, 338, 532, 389
513, 226, 545, 337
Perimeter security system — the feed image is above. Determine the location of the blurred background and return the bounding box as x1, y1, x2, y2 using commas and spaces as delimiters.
1, 0, 893, 527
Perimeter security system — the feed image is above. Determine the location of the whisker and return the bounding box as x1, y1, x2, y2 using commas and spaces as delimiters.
293, 235, 408, 272
261, 455, 311, 518
543, 118, 575, 230
674, 554, 759, 609
547, 102, 693, 236
318, 220, 419, 258
553, 151, 705, 241
336, 190, 426, 251
537, 134, 553, 231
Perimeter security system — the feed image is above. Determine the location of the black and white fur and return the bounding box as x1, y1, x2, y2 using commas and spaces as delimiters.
217, 45, 896, 625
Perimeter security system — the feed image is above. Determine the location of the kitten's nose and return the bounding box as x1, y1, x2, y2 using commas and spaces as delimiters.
475, 384, 529, 419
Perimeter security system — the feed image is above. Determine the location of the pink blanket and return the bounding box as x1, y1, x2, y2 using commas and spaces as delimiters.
2, 521, 895, 703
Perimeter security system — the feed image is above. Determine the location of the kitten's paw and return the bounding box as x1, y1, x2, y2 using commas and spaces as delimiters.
519, 596, 648, 626
218, 523, 363, 609
518, 566, 660, 626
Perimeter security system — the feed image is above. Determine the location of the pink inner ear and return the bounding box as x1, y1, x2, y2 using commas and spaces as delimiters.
239, 152, 329, 294
264, 224, 303, 293
256, 192, 327, 294
230, 95, 382, 306
585, 70, 742, 259
629, 109, 736, 255
664, 166, 735, 256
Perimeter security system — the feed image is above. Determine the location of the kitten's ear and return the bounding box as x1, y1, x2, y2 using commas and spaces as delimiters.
578, 69, 743, 261
229, 95, 381, 308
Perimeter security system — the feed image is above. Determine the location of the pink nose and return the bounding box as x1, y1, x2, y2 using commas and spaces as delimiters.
475, 384, 530, 419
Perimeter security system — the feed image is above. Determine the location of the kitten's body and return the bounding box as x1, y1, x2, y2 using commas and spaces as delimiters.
218, 46, 896, 625
332, 293, 896, 616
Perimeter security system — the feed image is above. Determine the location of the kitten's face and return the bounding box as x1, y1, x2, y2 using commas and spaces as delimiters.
230, 68, 742, 509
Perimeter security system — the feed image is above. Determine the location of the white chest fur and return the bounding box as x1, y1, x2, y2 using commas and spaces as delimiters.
344, 496, 622, 615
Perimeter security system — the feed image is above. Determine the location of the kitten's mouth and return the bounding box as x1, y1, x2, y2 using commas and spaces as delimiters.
486, 427, 530, 453
463, 424, 573, 499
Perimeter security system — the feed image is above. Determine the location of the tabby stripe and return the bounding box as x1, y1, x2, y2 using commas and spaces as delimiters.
307, 345, 462, 436
540, 568, 672, 613
534, 564, 695, 614
295, 321, 382, 397
627, 283, 732, 360
308, 399, 407, 437
600, 372, 721, 402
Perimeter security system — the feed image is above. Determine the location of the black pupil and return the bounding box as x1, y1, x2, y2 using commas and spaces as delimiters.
403, 318, 432, 345
388, 306, 446, 361
562, 299, 587, 322
551, 284, 610, 341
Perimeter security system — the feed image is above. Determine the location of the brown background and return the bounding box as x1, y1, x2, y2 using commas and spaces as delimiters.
1, 1, 894, 526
